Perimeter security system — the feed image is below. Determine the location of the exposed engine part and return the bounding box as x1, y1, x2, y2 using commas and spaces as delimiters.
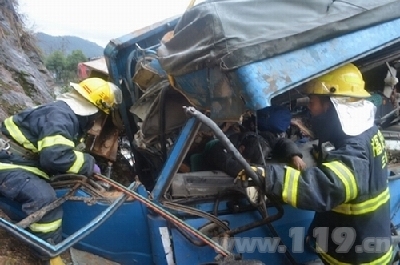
183, 106, 263, 188
199, 221, 230, 238
383, 62, 398, 98
120, 137, 135, 167
162, 201, 230, 232
98, 161, 114, 190
170, 171, 240, 198
105, 162, 113, 178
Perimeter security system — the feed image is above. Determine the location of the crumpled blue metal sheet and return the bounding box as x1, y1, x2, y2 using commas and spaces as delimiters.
172, 17, 400, 118
233, 17, 400, 111
174, 68, 246, 122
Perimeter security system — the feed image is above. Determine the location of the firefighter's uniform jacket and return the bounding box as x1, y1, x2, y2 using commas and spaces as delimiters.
266, 125, 392, 264
0, 101, 95, 240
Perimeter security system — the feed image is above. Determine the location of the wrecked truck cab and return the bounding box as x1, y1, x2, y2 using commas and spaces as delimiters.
101, 2, 400, 263
2, 1, 400, 264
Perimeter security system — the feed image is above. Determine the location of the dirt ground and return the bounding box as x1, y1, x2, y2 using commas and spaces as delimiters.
0, 210, 72, 265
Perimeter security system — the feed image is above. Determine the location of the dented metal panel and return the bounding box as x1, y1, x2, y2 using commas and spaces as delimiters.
168, 18, 400, 118
231, 17, 400, 110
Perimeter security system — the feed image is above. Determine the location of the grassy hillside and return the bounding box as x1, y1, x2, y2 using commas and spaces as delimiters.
35, 32, 104, 59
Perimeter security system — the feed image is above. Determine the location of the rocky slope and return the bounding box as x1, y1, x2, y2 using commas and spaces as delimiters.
0, 0, 55, 121
0, 0, 61, 263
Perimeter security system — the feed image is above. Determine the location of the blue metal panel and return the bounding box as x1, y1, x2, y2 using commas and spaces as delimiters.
165, 196, 319, 264
174, 68, 246, 121
146, 214, 170, 265
0, 184, 152, 265
170, 212, 276, 265
152, 118, 200, 202
232, 18, 400, 110
171, 207, 319, 265
104, 14, 400, 116
173, 69, 210, 108
389, 178, 400, 229
61, 185, 152, 265
104, 16, 179, 86
161, 18, 400, 117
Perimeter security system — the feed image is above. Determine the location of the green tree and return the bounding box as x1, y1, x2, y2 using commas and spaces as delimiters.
66, 50, 87, 72
45, 50, 66, 82
64, 50, 88, 82
45, 49, 88, 84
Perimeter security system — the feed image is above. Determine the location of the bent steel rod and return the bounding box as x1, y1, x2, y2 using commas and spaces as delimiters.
183, 106, 264, 188
0, 182, 134, 257
92, 173, 232, 257
16, 183, 81, 229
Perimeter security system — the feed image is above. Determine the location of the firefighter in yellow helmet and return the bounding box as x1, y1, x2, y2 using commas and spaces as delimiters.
0, 78, 121, 265
69, 78, 122, 114
303, 63, 371, 98
242, 64, 393, 264
304, 63, 375, 139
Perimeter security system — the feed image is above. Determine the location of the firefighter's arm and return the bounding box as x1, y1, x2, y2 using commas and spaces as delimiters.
273, 138, 303, 161
234, 140, 368, 210
261, 131, 306, 170
37, 113, 95, 176
204, 141, 244, 178
265, 161, 358, 211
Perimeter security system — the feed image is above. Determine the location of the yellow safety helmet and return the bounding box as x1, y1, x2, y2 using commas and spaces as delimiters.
303, 63, 370, 98
70, 78, 122, 114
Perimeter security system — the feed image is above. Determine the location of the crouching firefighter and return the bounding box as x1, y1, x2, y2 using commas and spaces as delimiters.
241, 64, 394, 264
0, 78, 122, 265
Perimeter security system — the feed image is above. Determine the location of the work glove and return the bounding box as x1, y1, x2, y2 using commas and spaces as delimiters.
235, 166, 266, 205
93, 164, 101, 175
310, 142, 334, 162
235, 166, 266, 186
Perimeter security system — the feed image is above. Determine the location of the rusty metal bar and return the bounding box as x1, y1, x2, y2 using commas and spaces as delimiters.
92, 173, 232, 257
0, 182, 132, 258
16, 183, 81, 229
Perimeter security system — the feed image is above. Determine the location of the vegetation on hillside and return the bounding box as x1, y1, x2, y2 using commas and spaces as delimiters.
35, 32, 104, 59
45, 49, 87, 86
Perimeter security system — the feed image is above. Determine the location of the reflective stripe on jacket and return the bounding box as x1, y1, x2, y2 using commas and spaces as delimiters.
266, 126, 392, 264
0, 101, 95, 177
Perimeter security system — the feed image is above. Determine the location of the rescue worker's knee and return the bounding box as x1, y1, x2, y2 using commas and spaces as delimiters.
0, 169, 37, 200
15, 175, 57, 213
